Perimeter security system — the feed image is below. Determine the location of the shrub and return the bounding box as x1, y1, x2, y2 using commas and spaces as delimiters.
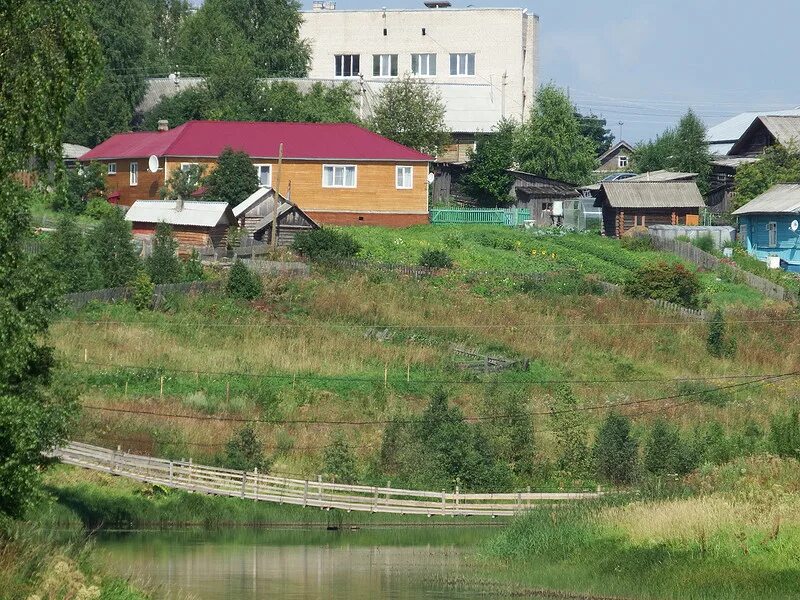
87, 208, 140, 287
706, 307, 737, 358
593, 412, 638, 485
322, 432, 358, 484
548, 386, 591, 478
83, 197, 118, 220
419, 248, 453, 269
620, 235, 654, 252
769, 410, 800, 459
623, 261, 703, 309
146, 222, 182, 284
45, 214, 101, 292
226, 260, 263, 300
692, 234, 715, 253
291, 228, 360, 261
130, 271, 154, 311
643, 419, 680, 476
225, 425, 271, 471
183, 249, 205, 281
676, 381, 732, 407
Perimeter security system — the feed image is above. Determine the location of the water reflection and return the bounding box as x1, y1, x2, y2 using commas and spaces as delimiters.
97, 528, 507, 599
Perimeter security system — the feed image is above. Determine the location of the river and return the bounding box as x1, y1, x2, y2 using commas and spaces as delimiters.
95, 527, 521, 599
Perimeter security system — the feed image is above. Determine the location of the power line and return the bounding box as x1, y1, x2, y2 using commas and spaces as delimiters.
80, 371, 794, 426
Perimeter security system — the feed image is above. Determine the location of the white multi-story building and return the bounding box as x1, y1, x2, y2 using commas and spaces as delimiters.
301, 2, 539, 161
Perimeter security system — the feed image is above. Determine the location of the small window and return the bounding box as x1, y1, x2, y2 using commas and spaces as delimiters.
322, 164, 357, 188
768, 221, 778, 247
396, 166, 413, 189
254, 164, 272, 187
618, 155, 629, 168
129, 162, 138, 186
422, 27, 426, 35
373, 54, 398, 77
383, 28, 387, 36
334, 54, 360, 77
411, 53, 436, 76
107, 162, 117, 175
449, 53, 475, 76
180, 162, 199, 172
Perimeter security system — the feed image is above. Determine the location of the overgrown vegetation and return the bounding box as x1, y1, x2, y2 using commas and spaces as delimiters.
291, 228, 361, 261
624, 261, 704, 308
226, 259, 263, 300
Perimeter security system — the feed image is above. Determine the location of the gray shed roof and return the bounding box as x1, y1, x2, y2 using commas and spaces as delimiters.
63, 143, 91, 160
125, 200, 234, 227
707, 109, 800, 155
732, 184, 800, 215
624, 170, 697, 182
600, 181, 705, 209
759, 115, 800, 145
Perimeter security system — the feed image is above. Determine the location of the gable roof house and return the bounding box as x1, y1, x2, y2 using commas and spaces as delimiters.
732, 184, 800, 272
507, 171, 581, 226
82, 120, 432, 227
596, 181, 705, 238
596, 141, 635, 172
233, 187, 319, 246
707, 109, 800, 157
125, 199, 236, 249
728, 115, 800, 157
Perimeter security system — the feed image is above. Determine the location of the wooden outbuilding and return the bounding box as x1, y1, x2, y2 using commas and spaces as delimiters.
125, 199, 236, 249
596, 141, 635, 172
507, 170, 582, 225
596, 181, 705, 238
233, 188, 319, 246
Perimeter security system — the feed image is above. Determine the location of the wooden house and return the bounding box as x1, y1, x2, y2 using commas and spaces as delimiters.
728, 115, 800, 157
81, 120, 432, 227
233, 187, 319, 246
596, 181, 705, 238
596, 141, 635, 172
125, 199, 236, 248
507, 171, 581, 225
732, 184, 800, 272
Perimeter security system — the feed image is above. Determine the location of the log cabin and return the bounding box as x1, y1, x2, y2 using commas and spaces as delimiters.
81, 120, 432, 227
596, 181, 705, 238
125, 198, 236, 249
233, 187, 319, 246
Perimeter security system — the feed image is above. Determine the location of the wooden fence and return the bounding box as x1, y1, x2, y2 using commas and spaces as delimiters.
599, 281, 709, 320
241, 259, 309, 276
326, 258, 437, 278
430, 208, 531, 227
650, 237, 797, 304
451, 344, 529, 373
64, 280, 222, 310
50, 442, 602, 517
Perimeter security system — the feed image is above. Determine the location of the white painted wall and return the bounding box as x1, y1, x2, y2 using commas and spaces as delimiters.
300, 6, 538, 133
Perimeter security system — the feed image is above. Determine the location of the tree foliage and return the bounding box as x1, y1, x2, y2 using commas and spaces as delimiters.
548, 385, 590, 477
146, 222, 182, 284
734, 144, 800, 209
632, 110, 711, 194
462, 119, 518, 206
225, 425, 271, 471
624, 261, 703, 309
706, 307, 737, 358
322, 432, 359, 484
643, 418, 680, 476
160, 164, 204, 201
576, 111, 615, 156
45, 215, 101, 293
593, 412, 638, 485
226, 260, 263, 300
0, 0, 99, 518
87, 209, 140, 287
53, 163, 107, 213
369, 76, 450, 156
291, 229, 361, 261
514, 85, 597, 185
203, 148, 259, 206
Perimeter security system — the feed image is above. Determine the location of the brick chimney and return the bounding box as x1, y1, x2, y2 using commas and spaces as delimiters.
157, 119, 169, 132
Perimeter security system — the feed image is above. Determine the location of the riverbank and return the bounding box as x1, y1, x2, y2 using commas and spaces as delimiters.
477, 455, 800, 600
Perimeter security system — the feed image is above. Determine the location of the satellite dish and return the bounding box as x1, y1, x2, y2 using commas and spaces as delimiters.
147, 155, 159, 173
426, 172, 435, 184
791, 220, 799, 233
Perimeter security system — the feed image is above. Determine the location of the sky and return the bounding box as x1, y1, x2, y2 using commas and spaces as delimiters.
196, 0, 800, 143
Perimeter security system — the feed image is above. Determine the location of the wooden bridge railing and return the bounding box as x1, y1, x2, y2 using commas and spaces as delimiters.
51, 442, 602, 517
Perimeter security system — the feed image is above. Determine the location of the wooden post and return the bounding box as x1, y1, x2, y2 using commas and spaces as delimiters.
516, 491, 522, 511
317, 475, 323, 503
169, 461, 174, 485
160, 376, 164, 398
188, 458, 193, 490
372, 486, 378, 511
254, 468, 258, 500
271, 143, 284, 248
303, 479, 308, 507
84, 348, 87, 363
441, 490, 446, 515
455, 485, 459, 509
406, 363, 410, 382
226, 381, 230, 403
384, 363, 388, 388
241, 470, 247, 498
386, 480, 391, 505
527, 485, 531, 508
124, 380, 128, 397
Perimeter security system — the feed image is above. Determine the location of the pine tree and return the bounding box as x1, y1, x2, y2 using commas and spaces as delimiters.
225, 425, 270, 471
706, 307, 736, 358
593, 412, 638, 485
147, 221, 182, 284
643, 418, 679, 476
226, 259, 262, 300
322, 431, 358, 484
46, 214, 101, 292
549, 385, 590, 477
462, 118, 518, 206
87, 208, 140, 287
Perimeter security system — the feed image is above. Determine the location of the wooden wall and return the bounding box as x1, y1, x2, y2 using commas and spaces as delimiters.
132, 223, 228, 249
602, 207, 700, 237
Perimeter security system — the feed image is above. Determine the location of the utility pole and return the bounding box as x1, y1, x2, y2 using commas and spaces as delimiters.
359, 74, 365, 121
271, 143, 284, 249
501, 72, 507, 120
618, 121, 624, 141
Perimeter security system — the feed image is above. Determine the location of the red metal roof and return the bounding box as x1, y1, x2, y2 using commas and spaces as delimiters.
82, 121, 432, 162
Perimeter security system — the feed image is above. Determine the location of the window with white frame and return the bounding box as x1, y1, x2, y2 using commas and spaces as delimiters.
107, 162, 117, 175
254, 164, 272, 187
373, 54, 398, 77
411, 53, 436, 76
129, 161, 138, 186
449, 53, 475, 76
323, 164, 357, 188
334, 54, 360, 77
768, 221, 778, 247
618, 155, 629, 168
396, 166, 413, 189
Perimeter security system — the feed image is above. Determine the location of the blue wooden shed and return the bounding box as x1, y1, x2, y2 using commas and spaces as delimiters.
732, 184, 800, 272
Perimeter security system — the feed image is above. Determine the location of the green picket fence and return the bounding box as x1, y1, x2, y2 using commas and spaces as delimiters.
430, 208, 531, 227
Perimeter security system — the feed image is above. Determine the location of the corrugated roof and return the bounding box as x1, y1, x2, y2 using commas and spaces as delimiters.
711, 156, 759, 168
707, 109, 800, 155
82, 120, 432, 162
624, 170, 697, 182
759, 115, 800, 146
233, 188, 272, 218
125, 200, 234, 227
732, 184, 800, 215
597, 140, 635, 162
600, 181, 705, 209
63, 143, 91, 160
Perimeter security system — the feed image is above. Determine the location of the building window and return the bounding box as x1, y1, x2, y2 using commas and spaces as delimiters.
253, 164, 272, 187
180, 162, 199, 171
411, 53, 436, 76
768, 221, 777, 247
322, 164, 357, 188
618, 155, 629, 168
129, 162, 138, 186
373, 54, 398, 77
107, 162, 117, 175
334, 54, 360, 77
396, 166, 413, 189
449, 53, 475, 76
